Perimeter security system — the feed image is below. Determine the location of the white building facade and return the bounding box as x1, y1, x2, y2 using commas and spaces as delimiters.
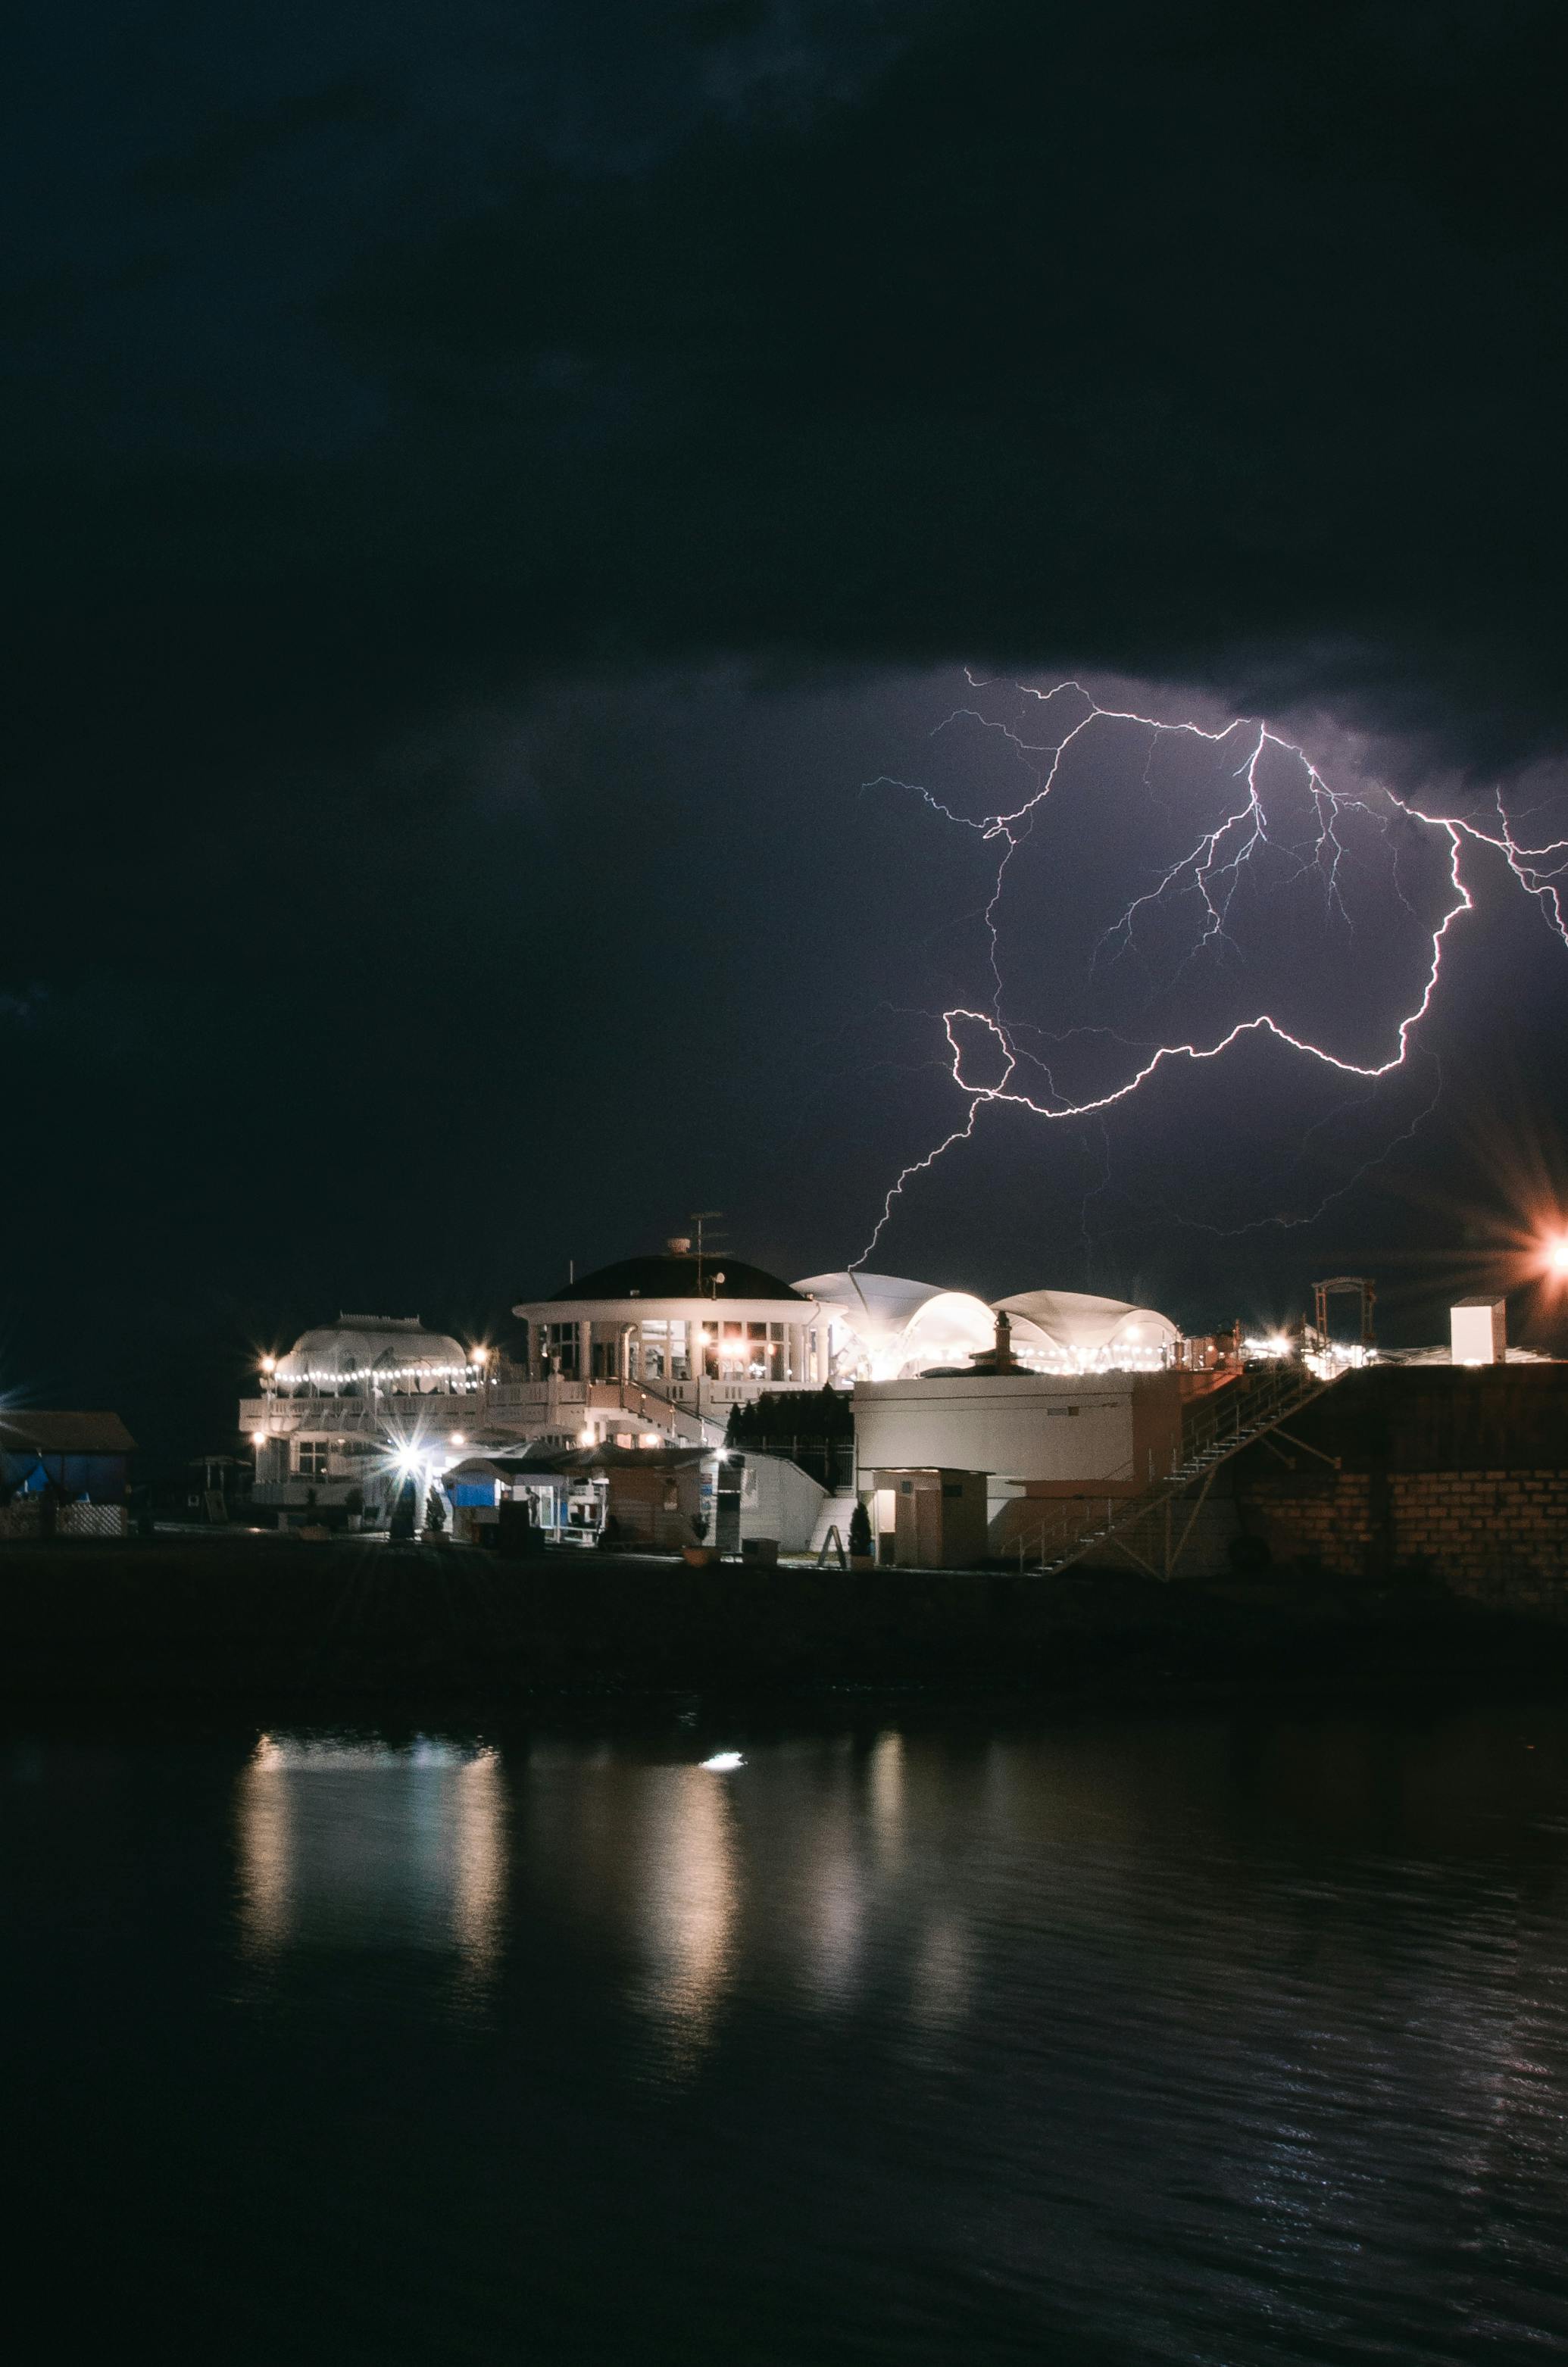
501, 1240, 831, 1451
242, 1314, 489, 1526
240, 1261, 1188, 1542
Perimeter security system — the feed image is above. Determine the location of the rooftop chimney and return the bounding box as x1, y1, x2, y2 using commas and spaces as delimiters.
1450, 1297, 1505, 1366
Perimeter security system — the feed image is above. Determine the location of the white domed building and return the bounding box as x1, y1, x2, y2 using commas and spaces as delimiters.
498, 1239, 832, 1450
242, 1314, 489, 1527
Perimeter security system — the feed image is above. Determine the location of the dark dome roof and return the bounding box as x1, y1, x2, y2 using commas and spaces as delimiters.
550, 1253, 805, 1304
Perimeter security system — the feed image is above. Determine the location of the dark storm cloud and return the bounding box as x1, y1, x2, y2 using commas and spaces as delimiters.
128, 77, 387, 203
6, 0, 1568, 1456
5, 0, 1566, 781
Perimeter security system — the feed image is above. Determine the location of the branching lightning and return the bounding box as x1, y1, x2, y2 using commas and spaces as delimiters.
854, 678, 1568, 1265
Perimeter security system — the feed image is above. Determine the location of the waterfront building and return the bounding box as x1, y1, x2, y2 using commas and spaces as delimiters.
445, 1439, 828, 1554
238, 1255, 1187, 1541
852, 1365, 1193, 1555
499, 1240, 831, 1451
242, 1314, 488, 1527
0, 1410, 136, 1538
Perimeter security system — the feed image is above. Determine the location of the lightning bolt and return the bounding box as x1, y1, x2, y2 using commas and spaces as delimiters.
853, 679, 1568, 1266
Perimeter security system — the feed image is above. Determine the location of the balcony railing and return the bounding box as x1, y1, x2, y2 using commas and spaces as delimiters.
239, 1397, 478, 1435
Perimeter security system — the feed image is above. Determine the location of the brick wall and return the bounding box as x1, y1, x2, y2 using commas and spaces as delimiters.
1238, 1466, 1568, 1604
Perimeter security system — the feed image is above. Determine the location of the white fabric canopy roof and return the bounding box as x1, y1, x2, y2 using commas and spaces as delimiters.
276, 1316, 470, 1385
793, 1272, 998, 1379
995, 1288, 1179, 1361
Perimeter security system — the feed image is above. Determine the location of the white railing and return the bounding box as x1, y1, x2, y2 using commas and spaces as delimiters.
240, 1399, 480, 1440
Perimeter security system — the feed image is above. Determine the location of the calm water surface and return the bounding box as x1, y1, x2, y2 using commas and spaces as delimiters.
7, 1699, 1568, 2364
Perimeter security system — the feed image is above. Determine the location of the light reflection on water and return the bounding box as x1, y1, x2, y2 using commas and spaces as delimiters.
231, 1726, 976, 2050
236, 1735, 508, 1976
636, 1766, 740, 2060
12, 1703, 1568, 2365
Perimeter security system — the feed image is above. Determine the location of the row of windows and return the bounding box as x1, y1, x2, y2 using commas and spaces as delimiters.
273, 1440, 375, 1479
537, 1319, 805, 1384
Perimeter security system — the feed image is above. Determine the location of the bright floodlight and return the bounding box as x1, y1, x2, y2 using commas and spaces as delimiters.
700, 1751, 745, 1772
1548, 1236, 1568, 1277
250, 1431, 266, 1448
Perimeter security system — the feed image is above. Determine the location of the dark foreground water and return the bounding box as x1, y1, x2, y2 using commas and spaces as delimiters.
6, 1700, 1568, 2365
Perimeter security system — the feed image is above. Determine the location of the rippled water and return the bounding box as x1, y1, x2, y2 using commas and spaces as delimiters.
7, 1700, 1568, 2363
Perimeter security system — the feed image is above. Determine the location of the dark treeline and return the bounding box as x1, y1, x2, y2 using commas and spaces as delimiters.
725, 1388, 854, 1491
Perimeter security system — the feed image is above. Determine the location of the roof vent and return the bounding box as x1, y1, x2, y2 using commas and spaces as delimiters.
667, 1235, 692, 1255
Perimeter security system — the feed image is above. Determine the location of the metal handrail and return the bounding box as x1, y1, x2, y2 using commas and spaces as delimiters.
1015, 1363, 1339, 1579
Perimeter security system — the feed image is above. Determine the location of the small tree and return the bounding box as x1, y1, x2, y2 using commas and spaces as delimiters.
424, 1485, 447, 1535
848, 1499, 873, 1559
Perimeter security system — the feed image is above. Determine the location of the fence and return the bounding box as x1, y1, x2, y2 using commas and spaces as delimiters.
0, 1498, 128, 1541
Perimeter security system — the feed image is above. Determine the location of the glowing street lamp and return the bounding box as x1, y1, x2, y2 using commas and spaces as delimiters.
1547, 1235, 1568, 1280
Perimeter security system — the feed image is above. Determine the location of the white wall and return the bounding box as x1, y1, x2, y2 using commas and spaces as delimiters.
852, 1373, 1139, 1485
1450, 1301, 1505, 1365
740, 1453, 829, 1550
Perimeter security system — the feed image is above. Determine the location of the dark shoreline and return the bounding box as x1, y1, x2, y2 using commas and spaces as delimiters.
3, 1533, 1567, 1712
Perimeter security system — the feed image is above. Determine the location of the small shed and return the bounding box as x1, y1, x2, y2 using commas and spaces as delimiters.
563, 1446, 712, 1550
868, 1466, 991, 1569
0, 1411, 136, 1502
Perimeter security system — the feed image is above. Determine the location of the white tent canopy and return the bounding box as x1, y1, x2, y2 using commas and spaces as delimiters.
792, 1272, 998, 1381
274, 1313, 473, 1391
995, 1288, 1179, 1369
796, 1273, 1181, 1379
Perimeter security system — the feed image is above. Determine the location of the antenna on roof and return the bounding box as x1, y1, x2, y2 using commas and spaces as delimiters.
691, 1210, 726, 1295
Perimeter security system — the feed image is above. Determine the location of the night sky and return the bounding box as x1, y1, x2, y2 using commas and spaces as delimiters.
7, 2, 1568, 1464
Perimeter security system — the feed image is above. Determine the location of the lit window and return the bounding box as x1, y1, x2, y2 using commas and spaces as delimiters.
297, 1441, 330, 1478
